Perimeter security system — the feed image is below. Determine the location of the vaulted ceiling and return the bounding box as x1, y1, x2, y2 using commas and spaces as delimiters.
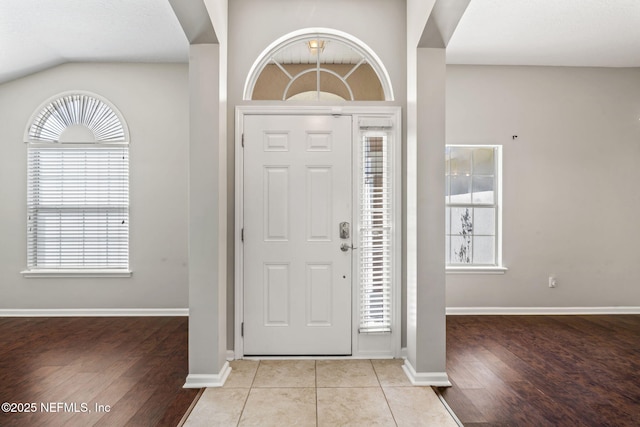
0, 0, 187, 83
1, 0, 639, 84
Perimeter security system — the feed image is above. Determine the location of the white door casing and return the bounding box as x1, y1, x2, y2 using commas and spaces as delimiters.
235, 106, 402, 359
242, 114, 353, 355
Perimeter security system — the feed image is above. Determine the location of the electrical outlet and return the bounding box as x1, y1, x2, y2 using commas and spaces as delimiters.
548, 276, 557, 288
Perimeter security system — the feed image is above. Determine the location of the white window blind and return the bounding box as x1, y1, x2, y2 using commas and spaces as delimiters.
359, 133, 392, 333
27, 146, 129, 269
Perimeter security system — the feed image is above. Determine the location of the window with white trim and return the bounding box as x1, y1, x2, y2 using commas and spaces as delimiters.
446, 145, 502, 267
358, 120, 397, 333
24, 92, 129, 274
245, 29, 394, 101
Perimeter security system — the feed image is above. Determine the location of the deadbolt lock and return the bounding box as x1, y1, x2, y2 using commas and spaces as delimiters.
339, 222, 350, 239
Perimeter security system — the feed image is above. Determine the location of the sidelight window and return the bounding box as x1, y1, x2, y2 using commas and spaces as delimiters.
358, 121, 396, 333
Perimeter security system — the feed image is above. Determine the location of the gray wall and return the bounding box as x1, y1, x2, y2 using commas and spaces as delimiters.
0, 62, 190, 310
446, 65, 640, 308
5, 45, 636, 324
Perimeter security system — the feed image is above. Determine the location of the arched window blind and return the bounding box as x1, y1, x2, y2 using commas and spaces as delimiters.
25, 93, 129, 272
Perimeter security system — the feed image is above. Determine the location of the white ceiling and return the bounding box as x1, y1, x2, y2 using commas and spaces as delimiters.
1, 0, 639, 85
447, 0, 640, 67
0, 0, 188, 83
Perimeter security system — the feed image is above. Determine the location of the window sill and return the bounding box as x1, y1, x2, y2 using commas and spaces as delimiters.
21, 269, 132, 278
446, 266, 508, 275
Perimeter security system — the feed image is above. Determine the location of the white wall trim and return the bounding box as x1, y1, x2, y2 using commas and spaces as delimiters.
183, 362, 231, 388
446, 307, 640, 315
402, 359, 451, 387
0, 308, 189, 317
21, 269, 133, 278
446, 266, 507, 275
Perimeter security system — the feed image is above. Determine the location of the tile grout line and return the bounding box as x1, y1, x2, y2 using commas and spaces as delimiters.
235, 360, 260, 427
314, 360, 319, 427
372, 359, 400, 427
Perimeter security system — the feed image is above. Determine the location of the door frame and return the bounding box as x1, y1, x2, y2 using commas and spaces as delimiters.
235, 105, 402, 358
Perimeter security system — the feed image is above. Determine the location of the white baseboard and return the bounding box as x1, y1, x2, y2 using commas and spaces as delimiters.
184, 362, 231, 388
226, 350, 235, 361
446, 306, 640, 315
0, 308, 189, 317
402, 359, 451, 387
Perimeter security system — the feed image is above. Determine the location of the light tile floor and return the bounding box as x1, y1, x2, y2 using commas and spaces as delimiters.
184, 359, 459, 427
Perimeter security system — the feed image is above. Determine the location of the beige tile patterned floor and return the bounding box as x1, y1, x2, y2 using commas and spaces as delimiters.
184, 359, 459, 427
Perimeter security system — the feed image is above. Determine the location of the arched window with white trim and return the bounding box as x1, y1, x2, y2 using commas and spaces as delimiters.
23, 92, 130, 276
244, 28, 394, 101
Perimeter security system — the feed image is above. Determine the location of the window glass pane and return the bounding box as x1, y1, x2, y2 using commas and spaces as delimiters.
449, 147, 472, 175
472, 176, 495, 204
473, 148, 495, 175
450, 175, 471, 204
451, 235, 472, 264
473, 208, 495, 236
472, 236, 495, 264
450, 207, 472, 236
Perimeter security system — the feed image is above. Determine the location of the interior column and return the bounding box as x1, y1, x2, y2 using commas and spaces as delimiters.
185, 43, 229, 387
404, 46, 450, 386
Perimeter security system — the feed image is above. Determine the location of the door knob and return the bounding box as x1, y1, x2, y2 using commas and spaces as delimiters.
340, 243, 357, 252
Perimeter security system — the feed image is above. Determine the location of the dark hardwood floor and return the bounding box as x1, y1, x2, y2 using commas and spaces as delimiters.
3, 315, 639, 426
441, 315, 640, 427
0, 316, 199, 427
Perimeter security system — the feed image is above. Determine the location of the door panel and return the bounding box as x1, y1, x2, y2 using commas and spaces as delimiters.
307, 167, 332, 241
263, 167, 289, 241
243, 114, 352, 355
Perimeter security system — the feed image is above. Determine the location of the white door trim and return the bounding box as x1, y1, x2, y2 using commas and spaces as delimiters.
235, 105, 402, 359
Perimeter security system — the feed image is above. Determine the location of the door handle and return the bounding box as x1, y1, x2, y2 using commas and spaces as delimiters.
340, 243, 357, 252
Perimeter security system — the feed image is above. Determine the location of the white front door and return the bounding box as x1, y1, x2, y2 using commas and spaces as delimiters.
243, 114, 353, 355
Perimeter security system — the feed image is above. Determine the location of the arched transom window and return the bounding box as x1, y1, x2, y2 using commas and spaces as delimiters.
244, 28, 394, 101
